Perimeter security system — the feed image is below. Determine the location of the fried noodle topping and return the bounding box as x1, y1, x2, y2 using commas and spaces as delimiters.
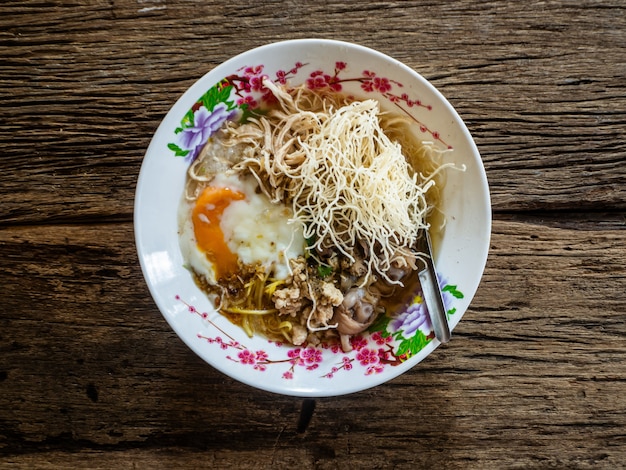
182, 79, 458, 351
228, 79, 438, 284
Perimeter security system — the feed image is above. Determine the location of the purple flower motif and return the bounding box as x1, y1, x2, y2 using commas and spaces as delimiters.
390, 276, 455, 338
176, 102, 236, 161
390, 302, 432, 337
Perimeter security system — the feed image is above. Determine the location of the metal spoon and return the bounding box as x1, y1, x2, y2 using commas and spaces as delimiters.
417, 229, 451, 343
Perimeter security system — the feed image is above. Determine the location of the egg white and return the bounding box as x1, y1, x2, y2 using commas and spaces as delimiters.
178, 173, 305, 284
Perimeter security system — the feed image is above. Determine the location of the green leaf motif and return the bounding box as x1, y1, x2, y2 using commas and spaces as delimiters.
238, 103, 255, 123
396, 339, 411, 358
392, 330, 429, 359
408, 331, 429, 354
369, 313, 391, 336
181, 109, 195, 129
199, 82, 236, 113
442, 284, 464, 299
167, 142, 190, 157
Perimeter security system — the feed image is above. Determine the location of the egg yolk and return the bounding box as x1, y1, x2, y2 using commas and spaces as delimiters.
192, 186, 245, 279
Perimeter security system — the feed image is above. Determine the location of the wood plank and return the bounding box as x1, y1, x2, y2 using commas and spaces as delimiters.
1, 1, 625, 225
1, 218, 624, 467
1, 0, 625, 468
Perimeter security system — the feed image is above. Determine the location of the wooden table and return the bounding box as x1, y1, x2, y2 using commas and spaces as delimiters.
2, 1, 625, 468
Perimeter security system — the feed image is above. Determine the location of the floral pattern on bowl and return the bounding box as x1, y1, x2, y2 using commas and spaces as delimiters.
169, 60, 464, 380
176, 274, 463, 382
168, 60, 453, 163
134, 39, 491, 397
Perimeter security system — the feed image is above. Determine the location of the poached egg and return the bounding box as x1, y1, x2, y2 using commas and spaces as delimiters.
179, 173, 305, 284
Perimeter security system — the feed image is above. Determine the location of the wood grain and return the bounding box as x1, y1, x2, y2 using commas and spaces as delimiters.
1, 220, 624, 467
1, 0, 625, 468
1, 0, 625, 225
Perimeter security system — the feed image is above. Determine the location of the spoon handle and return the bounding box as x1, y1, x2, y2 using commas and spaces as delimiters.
418, 230, 451, 344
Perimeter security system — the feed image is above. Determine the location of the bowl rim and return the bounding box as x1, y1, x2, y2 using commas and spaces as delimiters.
134, 38, 491, 397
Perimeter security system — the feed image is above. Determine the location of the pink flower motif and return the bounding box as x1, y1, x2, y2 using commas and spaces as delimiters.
328, 80, 342, 92
261, 89, 278, 106
243, 65, 263, 77
290, 62, 305, 76
361, 80, 375, 93
371, 331, 391, 345
283, 370, 293, 379
300, 346, 323, 365
304, 69, 343, 91
377, 348, 393, 363
350, 335, 368, 351
365, 364, 385, 375
373, 77, 392, 92
276, 70, 288, 84
342, 356, 353, 371
249, 75, 265, 92
335, 61, 347, 70
329, 343, 343, 354
307, 75, 329, 89
255, 350, 268, 362
237, 95, 257, 108
288, 348, 304, 366
238, 349, 256, 365
254, 364, 267, 372
356, 348, 379, 366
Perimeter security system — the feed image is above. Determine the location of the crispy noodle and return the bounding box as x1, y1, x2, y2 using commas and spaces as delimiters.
183, 79, 460, 350
228, 79, 440, 284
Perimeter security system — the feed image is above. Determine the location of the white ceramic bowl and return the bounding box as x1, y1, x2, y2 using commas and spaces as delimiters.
134, 39, 491, 397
